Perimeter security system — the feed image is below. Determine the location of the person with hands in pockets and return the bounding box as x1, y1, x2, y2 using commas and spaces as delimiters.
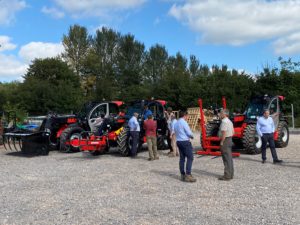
256, 109, 283, 164
218, 109, 234, 181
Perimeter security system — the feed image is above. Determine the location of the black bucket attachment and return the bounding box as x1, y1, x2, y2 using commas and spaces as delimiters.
3, 131, 50, 156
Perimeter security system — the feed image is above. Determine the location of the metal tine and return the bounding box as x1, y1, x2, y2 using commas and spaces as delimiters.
3, 135, 8, 151
7, 136, 13, 151
18, 138, 23, 151
12, 137, 21, 152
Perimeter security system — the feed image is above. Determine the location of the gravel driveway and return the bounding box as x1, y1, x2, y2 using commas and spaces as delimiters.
0, 133, 299, 225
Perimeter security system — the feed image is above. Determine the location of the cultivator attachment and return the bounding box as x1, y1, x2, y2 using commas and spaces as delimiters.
3, 131, 50, 155
76, 131, 109, 155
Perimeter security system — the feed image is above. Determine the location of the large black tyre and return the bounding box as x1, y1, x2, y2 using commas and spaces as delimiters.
242, 124, 262, 154
117, 127, 130, 156
48, 133, 59, 150
200, 122, 220, 148
157, 135, 169, 150
275, 121, 289, 148
60, 126, 84, 152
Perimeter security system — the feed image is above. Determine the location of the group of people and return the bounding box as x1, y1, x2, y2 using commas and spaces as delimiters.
128, 105, 283, 183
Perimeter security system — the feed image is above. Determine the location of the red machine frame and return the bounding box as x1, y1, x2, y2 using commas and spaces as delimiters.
196, 97, 240, 157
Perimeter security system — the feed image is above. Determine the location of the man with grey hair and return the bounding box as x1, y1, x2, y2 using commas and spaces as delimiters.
128, 112, 140, 157
218, 108, 234, 181
256, 109, 283, 164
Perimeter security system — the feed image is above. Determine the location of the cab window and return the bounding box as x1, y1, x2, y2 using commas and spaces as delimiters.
269, 98, 278, 114
90, 104, 107, 119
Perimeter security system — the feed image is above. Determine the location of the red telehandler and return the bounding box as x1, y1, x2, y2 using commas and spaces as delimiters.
198, 95, 289, 155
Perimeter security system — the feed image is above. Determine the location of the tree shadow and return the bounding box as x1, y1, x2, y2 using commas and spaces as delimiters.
237, 156, 300, 169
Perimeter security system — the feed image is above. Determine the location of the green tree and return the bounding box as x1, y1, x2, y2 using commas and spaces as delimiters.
20, 58, 83, 114
116, 34, 146, 101
62, 24, 90, 77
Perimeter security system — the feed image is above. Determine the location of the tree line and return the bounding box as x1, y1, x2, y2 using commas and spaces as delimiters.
0, 25, 299, 126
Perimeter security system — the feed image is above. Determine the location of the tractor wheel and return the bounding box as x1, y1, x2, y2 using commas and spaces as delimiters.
200, 122, 220, 148
117, 127, 130, 156
242, 124, 262, 154
60, 127, 84, 153
275, 121, 289, 148
49, 134, 59, 150
157, 135, 168, 150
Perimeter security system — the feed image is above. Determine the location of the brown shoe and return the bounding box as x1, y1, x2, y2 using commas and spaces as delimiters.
154, 156, 159, 160
185, 174, 196, 182
148, 158, 154, 161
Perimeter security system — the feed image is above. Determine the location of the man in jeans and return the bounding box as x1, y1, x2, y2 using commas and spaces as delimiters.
143, 115, 159, 161
219, 109, 234, 181
174, 110, 196, 182
128, 112, 140, 157
256, 109, 283, 164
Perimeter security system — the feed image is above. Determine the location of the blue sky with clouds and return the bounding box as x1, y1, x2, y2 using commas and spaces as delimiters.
1, 0, 300, 81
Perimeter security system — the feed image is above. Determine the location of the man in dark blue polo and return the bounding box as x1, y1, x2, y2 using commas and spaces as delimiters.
256, 109, 283, 164
174, 110, 196, 182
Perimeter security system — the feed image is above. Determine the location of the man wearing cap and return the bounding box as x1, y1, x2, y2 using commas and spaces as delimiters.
128, 112, 140, 157
256, 109, 283, 164
219, 109, 234, 181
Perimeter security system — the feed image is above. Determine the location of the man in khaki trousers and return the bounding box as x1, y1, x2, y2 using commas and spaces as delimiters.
219, 109, 234, 181
170, 114, 179, 157
143, 115, 159, 161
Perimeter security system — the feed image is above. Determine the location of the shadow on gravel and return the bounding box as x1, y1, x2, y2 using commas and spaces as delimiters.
151, 169, 181, 181
237, 156, 300, 169
192, 169, 219, 178
5, 151, 40, 158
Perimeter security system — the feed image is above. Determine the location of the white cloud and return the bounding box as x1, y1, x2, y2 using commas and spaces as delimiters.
41, 6, 65, 19
0, 36, 17, 52
0, 40, 64, 81
273, 32, 300, 55
0, 0, 26, 25
0, 54, 27, 81
19, 42, 64, 63
169, 0, 300, 54
53, 0, 146, 17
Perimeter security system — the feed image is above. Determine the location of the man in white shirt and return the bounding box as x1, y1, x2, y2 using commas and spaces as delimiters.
219, 109, 234, 181
128, 112, 140, 157
169, 114, 178, 157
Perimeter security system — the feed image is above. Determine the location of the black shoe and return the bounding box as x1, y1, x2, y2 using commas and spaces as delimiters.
262, 160, 266, 164
273, 159, 283, 164
218, 176, 231, 181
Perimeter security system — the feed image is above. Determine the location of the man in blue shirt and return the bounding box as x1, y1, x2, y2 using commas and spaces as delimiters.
143, 105, 153, 120
128, 112, 140, 157
174, 110, 196, 182
256, 109, 282, 164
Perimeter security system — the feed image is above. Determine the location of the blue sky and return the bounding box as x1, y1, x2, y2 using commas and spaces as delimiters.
1, 0, 300, 81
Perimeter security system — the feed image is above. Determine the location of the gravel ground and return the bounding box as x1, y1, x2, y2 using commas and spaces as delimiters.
0, 133, 299, 225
